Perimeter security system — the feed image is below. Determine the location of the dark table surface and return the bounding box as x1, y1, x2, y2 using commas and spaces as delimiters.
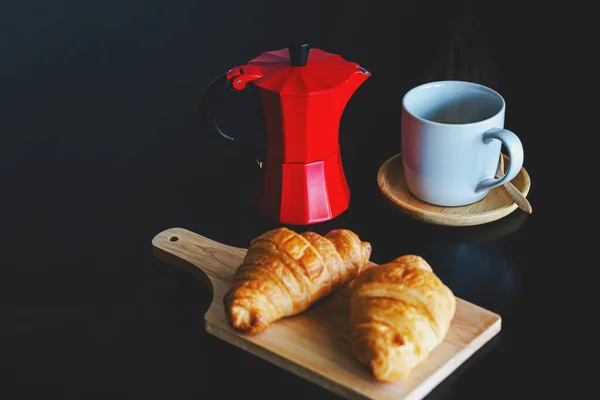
2, 0, 580, 399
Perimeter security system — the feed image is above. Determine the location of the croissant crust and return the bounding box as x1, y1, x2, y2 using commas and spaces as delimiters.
350, 255, 456, 382
224, 227, 371, 334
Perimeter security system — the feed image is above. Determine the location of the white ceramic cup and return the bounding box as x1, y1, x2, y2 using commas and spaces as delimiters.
401, 80, 524, 207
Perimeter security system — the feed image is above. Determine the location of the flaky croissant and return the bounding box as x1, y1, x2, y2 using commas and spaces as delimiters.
224, 227, 371, 334
350, 255, 456, 382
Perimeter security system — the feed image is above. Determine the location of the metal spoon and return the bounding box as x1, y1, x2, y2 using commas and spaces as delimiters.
496, 154, 532, 214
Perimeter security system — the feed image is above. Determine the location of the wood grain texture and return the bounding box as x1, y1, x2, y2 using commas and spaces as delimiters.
377, 153, 531, 226
152, 227, 501, 400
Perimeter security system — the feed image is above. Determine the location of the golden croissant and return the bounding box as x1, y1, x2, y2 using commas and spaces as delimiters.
224, 227, 371, 334
350, 255, 456, 382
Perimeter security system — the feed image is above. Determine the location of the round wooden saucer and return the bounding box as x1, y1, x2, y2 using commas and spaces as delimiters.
377, 153, 531, 226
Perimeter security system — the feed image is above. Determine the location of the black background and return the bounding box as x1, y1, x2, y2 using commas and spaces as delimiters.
2, 1, 579, 399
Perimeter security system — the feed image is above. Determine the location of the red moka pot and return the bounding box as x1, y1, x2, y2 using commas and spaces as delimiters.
200, 39, 370, 225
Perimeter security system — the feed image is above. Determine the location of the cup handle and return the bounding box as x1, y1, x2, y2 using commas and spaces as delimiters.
475, 128, 524, 193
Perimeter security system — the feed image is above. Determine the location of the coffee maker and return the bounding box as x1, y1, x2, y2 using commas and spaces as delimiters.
199, 39, 370, 225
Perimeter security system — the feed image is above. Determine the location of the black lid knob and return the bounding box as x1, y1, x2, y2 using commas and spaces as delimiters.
288, 39, 310, 67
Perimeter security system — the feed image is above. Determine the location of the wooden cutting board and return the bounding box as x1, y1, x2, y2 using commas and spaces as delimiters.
152, 227, 501, 400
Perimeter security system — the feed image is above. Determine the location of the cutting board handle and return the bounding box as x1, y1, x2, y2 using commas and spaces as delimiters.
151, 227, 243, 300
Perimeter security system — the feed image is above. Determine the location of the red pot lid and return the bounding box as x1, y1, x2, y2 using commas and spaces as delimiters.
247, 40, 363, 95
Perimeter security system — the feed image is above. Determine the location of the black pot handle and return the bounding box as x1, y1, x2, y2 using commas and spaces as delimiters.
199, 66, 264, 141
199, 73, 235, 140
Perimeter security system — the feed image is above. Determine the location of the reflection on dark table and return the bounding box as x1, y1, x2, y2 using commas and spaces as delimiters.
1, 0, 567, 398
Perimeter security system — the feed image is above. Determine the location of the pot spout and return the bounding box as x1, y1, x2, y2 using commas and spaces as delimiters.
344, 66, 371, 102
